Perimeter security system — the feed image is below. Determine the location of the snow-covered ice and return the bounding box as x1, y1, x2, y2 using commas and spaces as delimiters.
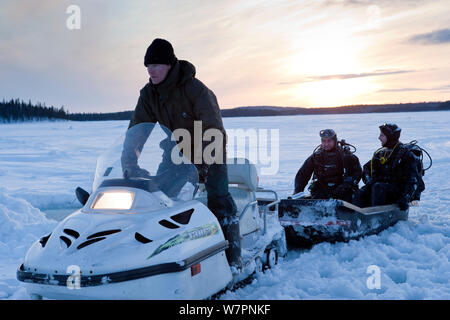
0, 111, 449, 299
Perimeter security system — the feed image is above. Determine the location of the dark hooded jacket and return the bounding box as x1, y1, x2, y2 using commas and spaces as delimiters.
128, 59, 226, 164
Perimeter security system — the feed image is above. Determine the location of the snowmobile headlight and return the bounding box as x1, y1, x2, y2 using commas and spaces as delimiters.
92, 191, 135, 210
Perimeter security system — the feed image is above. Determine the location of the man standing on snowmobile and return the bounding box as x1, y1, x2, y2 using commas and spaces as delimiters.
122, 38, 242, 269
294, 129, 362, 202
353, 123, 419, 210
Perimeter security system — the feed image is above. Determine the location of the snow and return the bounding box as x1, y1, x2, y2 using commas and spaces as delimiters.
0, 188, 56, 299
0, 111, 449, 299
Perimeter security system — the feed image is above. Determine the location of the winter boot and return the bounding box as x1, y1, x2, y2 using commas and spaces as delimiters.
221, 216, 243, 272
207, 192, 242, 271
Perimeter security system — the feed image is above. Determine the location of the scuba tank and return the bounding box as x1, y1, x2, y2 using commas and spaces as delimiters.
395, 140, 432, 201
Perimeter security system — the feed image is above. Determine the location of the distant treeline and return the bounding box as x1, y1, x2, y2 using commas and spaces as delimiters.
221, 101, 450, 117
68, 111, 133, 121
0, 99, 132, 123
1, 98, 450, 123
0, 99, 68, 122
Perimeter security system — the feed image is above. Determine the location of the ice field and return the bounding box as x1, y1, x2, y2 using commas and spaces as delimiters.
0, 110, 449, 299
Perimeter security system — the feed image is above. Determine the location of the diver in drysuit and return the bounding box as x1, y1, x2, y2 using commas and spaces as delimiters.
294, 129, 362, 202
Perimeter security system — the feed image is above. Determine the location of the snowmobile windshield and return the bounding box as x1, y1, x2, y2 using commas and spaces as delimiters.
92, 122, 198, 202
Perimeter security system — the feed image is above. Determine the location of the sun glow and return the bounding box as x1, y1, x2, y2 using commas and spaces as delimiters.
283, 25, 376, 107
295, 77, 374, 108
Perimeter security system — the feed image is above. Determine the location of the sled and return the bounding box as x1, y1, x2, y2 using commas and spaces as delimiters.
278, 194, 411, 246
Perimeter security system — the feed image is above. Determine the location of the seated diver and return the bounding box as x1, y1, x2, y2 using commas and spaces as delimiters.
353, 123, 420, 211
294, 129, 362, 202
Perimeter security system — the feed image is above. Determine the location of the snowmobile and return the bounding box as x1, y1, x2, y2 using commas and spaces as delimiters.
279, 192, 412, 247
16, 122, 286, 300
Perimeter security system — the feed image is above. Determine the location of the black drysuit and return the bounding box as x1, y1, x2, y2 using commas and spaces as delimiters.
294, 146, 362, 202
353, 141, 420, 209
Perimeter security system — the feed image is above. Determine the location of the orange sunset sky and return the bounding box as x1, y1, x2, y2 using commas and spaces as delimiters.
1, 0, 449, 112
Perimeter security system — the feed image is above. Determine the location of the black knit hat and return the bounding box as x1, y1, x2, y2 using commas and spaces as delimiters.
144, 38, 177, 66
379, 123, 401, 142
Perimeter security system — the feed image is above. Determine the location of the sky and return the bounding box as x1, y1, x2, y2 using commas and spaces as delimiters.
0, 0, 449, 113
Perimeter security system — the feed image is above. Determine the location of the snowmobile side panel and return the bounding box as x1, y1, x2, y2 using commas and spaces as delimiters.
17, 240, 228, 287
19, 249, 231, 300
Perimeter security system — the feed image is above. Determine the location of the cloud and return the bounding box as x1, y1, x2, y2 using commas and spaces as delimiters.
378, 84, 450, 92
1, 0, 448, 111
279, 69, 413, 85
378, 88, 426, 92
319, 0, 428, 7
409, 28, 450, 44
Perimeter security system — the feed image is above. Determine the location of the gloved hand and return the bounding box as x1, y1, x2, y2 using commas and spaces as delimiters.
364, 176, 377, 187
123, 166, 151, 179
397, 196, 409, 211
195, 163, 210, 182
362, 173, 371, 185
334, 182, 352, 198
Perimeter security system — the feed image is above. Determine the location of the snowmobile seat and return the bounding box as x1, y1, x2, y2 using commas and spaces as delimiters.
226, 158, 258, 192
193, 158, 260, 236
226, 158, 259, 236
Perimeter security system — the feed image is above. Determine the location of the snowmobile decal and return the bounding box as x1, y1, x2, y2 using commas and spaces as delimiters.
147, 222, 220, 259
